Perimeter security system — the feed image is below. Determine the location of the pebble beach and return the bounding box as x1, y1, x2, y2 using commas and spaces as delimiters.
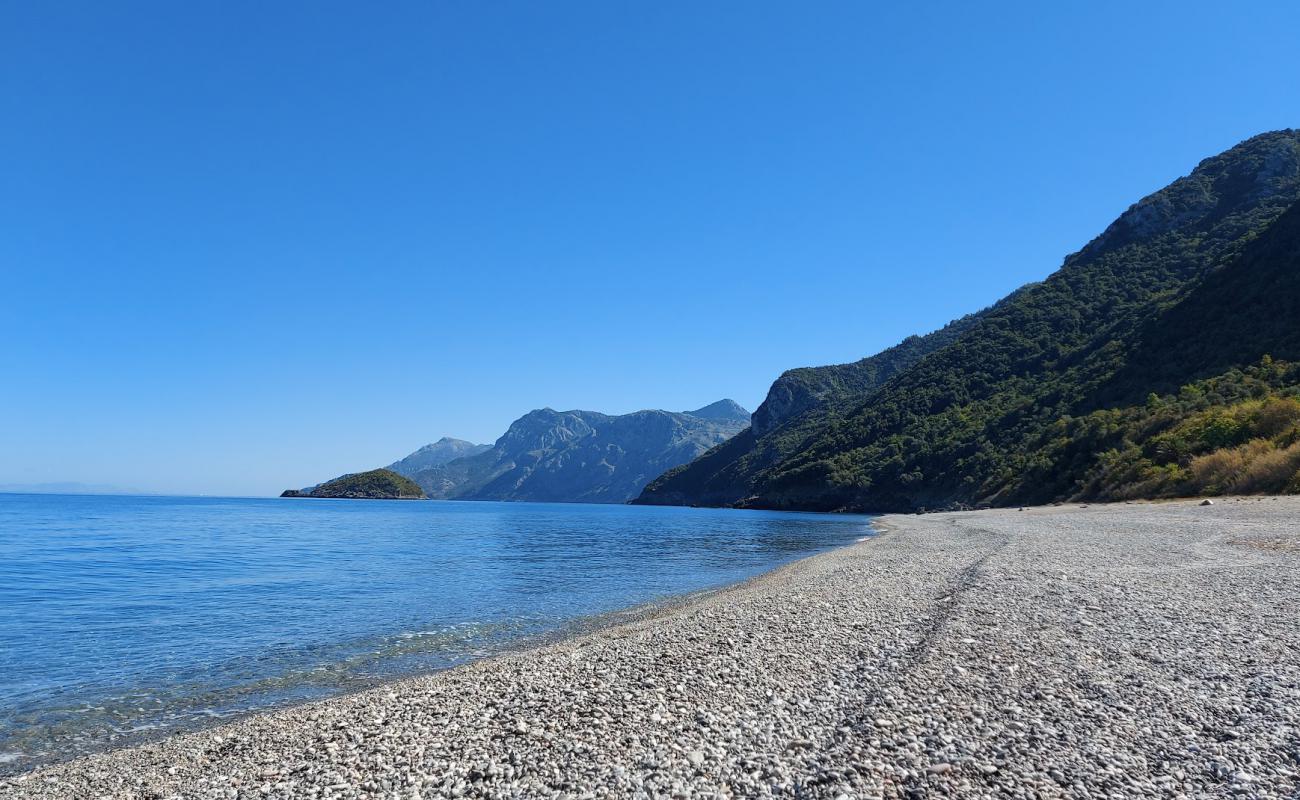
5, 497, 1299, 799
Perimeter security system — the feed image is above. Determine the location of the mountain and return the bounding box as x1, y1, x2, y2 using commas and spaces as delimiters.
386, 437, 491, 475
637, 129, 1300, 512
750, 316, 981, 438
281, 469, 426, 500
636, 313, 984, 509
392, 401, 750, 503
685, 399, 752, 422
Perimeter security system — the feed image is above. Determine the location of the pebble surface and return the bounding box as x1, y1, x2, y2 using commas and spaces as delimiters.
4, 497, 1299, 799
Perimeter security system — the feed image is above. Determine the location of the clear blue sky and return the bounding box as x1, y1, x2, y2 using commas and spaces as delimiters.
2, 1, 1297, 496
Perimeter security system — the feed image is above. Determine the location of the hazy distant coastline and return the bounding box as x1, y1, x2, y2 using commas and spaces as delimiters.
0, 482, 148, 496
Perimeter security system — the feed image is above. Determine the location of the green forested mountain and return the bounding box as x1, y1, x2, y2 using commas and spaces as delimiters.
636, 129, 1300, 512
749, 316, 980, 438
636, 313, 982, 509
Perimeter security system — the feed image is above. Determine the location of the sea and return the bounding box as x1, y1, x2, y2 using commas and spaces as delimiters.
0, 493, 873, 772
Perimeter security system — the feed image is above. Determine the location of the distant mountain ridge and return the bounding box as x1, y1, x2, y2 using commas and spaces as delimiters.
386, 437, 491, 476
394, 401, 750, 503
686, 399, 751, 422
294, 401, 749, 504
637, 129, 1300, 511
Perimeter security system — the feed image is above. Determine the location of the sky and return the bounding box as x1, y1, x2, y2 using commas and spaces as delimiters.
2, 1, 1298, 496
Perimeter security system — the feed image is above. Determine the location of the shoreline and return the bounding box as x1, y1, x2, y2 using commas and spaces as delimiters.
6, 498, 1300, 798
0, 522, 878, 779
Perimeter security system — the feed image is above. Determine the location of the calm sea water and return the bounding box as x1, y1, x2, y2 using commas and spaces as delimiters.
0, 493, 873, 770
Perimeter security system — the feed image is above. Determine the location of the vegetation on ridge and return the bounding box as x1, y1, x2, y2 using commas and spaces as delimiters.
637, 129, 1300, 512
282, 469, 426, 500
1018, 359, 1300, 503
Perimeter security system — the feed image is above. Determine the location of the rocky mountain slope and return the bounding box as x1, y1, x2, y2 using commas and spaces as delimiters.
394, 402, 750, 503
386, 437, 491, 476
637, 129, 1300, 511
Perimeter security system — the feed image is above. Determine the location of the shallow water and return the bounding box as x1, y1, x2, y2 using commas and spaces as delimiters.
0, 493, 872, 770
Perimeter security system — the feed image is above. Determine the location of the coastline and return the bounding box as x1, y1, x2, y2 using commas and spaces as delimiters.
0, 512, 875, 779
6, 498, 1300, 798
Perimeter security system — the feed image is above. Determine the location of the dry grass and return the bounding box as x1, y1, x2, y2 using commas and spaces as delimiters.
1188, 439, 1300, 495
1189, 439, 1272, 494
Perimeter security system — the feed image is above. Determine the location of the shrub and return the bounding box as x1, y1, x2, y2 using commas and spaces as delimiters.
1286, 469, 1300, 494
1249, 396, 1300, 439
1187, 439, 1273, 495
1186, 439, 1300, 495
1232, 440, 1300, 494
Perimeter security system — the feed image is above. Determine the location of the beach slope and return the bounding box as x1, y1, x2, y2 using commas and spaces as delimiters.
5, 498, 1299, 798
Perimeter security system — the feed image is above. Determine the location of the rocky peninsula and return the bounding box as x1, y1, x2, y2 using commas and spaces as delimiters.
6, 498, 1299, 798
280, 469, 426, 500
